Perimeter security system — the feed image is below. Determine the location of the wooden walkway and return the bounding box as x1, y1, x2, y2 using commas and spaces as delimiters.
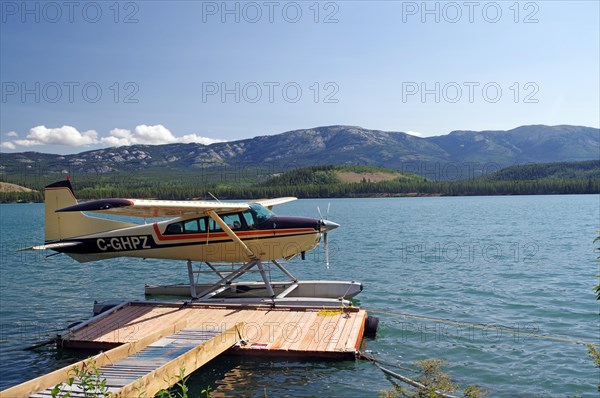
1, 322, 242, 398
62, 301, 367, 359
1, 301, 368, 398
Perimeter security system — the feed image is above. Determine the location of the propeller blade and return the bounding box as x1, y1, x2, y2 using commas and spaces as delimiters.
317, 203, 335, 268
324, 232, 329, 269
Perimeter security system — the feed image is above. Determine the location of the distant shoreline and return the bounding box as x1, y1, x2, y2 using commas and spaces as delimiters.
3, 191, 599, 204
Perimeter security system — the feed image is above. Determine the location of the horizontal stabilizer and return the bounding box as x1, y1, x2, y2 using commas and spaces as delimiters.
18, 242, 82, 251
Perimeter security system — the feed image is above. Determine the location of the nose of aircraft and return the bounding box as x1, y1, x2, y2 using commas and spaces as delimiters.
320, 219, 340, 232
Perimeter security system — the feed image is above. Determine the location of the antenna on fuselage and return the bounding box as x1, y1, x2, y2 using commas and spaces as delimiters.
207, 192, 221, 203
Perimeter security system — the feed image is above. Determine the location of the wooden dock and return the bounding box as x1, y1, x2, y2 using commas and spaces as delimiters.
1, 321, 242, 398
62, 301, 367, 359
1, 301, 368, 397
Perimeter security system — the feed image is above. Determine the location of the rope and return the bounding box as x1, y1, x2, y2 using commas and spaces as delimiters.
365, 309, 600, 347
357, 351, 418, 373
374, 362, 459, 398
358, 351, 458, 398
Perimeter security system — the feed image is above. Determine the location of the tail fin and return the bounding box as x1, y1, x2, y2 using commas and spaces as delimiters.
44, 180, 136, 242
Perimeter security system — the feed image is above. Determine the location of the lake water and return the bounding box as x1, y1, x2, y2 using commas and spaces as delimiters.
0, 195, 599, 397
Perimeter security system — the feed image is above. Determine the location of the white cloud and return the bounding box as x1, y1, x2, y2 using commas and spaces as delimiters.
101, 125, 225, 147
0, 141, 16, 149
406, 130, 424, 137
178, 133, 225, 145
133, 124, 177, 145
11, 125, 98, 147
2, 124, 224, 150
101, 128, 134, 147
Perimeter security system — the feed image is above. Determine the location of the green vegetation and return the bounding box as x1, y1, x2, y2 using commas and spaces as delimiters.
51, 362, 212, 398
378, 359, 486, 398
263, 165, 422, 186
156, 368, 212, 398
482, 160, 600, 181
1, 161, 598, 202
51, 360, 112, 398
588, 344, 600, 393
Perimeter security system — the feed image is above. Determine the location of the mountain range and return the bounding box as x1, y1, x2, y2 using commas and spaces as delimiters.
1, 125, 598, 181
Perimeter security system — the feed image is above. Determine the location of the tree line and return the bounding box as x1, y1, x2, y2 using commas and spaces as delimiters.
1, 176, 598, 203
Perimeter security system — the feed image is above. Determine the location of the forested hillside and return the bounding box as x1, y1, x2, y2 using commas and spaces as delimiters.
1, 161, 597, 202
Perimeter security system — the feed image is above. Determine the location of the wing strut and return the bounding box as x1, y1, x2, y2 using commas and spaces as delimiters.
203, 211, 276, 299
207, 211, 256, 260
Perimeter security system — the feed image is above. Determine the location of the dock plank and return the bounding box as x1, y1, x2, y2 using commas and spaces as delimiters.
324, 313, 350, 352
61, 302, 366, 358
333, 312, 360, 352
70, 305, 149, 342
279, 310, 313, 351
269, 309, 305, 350
296, 311, 320, 351
347, 310, 367, 351
303, 312, 331, 352
316, 317, 340, 352
264, 309, 293, 347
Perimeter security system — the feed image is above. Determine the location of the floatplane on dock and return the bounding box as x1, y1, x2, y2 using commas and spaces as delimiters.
3, 179, 375, 398
23, 179, 362, 306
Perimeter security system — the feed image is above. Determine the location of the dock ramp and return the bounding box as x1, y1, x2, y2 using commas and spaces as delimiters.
0, 322, 243, 398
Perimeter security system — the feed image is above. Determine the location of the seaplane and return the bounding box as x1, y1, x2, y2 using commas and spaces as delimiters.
23, 179, 362, 306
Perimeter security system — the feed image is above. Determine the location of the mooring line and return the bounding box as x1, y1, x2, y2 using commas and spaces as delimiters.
357, 351, 418, 373
358, 351, 458, 398
365, 309, 600, 347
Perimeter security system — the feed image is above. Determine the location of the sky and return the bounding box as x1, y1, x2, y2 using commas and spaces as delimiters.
0, 0, 598, 154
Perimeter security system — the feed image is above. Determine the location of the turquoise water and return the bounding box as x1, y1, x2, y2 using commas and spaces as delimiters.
1, 195, 599, 397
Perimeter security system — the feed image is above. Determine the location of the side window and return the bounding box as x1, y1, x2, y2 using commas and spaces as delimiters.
222, 214, 242, 230
165, 222, 183, 235
183, 219, 199, 233
209, 218, 222, 232
242, 211, 255, 228
166, 217, 208, 235
198, 217, 207, 232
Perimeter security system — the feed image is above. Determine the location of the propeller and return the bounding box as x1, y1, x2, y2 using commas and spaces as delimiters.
317, 203, 338, 268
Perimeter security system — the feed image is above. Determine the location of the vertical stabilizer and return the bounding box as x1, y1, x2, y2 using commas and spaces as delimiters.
44, 180, 136, 241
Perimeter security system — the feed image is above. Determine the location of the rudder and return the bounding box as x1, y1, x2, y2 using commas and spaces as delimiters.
44, 180, 135, 242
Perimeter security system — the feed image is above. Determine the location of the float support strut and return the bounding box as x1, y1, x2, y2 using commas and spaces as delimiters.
187, 260, 198, 299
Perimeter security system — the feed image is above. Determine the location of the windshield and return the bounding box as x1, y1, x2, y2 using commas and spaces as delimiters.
248, 203, 274, 224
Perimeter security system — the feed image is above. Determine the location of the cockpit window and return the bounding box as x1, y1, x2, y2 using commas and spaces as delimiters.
165, 217, 207, 235
248, 203, 274, 224
242, 211, 255, 228
164, 207, 272, 235
165, 222, 183, 235
222, 214, 243, 230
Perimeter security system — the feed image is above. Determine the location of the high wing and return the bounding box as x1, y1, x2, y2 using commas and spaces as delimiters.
254, 197, 297, 209
57, 198, 250, 218
56, 197, 297, 218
